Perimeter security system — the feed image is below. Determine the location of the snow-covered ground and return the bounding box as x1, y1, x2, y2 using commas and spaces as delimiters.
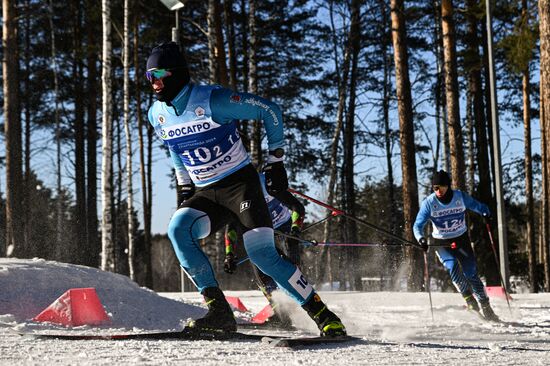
1, 258, 550, 365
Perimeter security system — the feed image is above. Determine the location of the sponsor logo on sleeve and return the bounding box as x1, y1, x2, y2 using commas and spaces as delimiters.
230, 94, 242, 104
243, 97, 279, 126
195, 106, 205, 117
158, 115, 165, 125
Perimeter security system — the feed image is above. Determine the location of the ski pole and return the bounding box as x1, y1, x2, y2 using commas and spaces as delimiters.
235, 231, 318, 266
301, 214, 334, 233
274, 229, 318, 246
485, 221, 513, 315
236, 257, 250, 266
306, 242, 398, 247
288, 188, 423, 250
423, 250, 435, 321
308, 242, 452, 248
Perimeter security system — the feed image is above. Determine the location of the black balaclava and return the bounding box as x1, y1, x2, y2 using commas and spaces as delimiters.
146, 42, 190, 103
432, 170, 453, 204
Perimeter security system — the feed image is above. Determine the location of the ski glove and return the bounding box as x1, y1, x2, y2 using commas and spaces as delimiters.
224, 253, 237, 274
290, 211, 304, 237
263, 161, 288, 196
482, 212, 491, 224
223, 228, 238, 274
418, 237, 428, 252
177, 183, 195, 206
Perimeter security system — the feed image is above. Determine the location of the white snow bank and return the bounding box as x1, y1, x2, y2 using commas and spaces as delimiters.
0, 258, 205, 330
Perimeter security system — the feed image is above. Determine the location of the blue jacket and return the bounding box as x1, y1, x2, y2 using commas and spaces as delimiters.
148, 83, 284, 187
413, 190, 490, 240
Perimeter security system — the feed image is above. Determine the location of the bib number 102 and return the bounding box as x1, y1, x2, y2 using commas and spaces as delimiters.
181, 146, 222, 165
181, 130, 239, 165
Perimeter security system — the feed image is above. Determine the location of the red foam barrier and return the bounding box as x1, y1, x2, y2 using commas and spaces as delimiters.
251, 304, 274, 324
225, 296, 248, 312
33, 288, 110, 326
486, 286, 513, 300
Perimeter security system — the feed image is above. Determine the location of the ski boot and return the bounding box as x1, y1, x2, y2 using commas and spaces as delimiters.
480, 299, 500, 322
187, 287, 237, 332
302, 293, 347, 337
463, 292, 480, 312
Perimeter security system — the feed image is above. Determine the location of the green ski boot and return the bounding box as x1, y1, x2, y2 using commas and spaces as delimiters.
463, 292, 480, 312
187, 287, 237, 332
480, 299, 500, 322
302, 293, 346, 337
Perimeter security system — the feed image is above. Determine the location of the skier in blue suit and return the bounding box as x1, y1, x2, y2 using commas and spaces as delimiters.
146, 42, 345, 336
413, 170, 499, 321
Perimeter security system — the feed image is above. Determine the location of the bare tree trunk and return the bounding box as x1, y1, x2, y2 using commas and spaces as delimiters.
207, 0, 228, 86
48, 0, 64, 254
321, 1, 352, 286
541, 116, 549, 290
338, 173, 347, 289
441, 0, 465, 190
23, 0, 32, 256
466, 91, 474, 194
381, 0, 401, 285
441, 100, 450, 172
101, 0, 115, 272
224, 0, 238, 90
208, 0, 218, 83
481, 24, 496, 198
465, 0, 491, 201
240, 0, 249, 92
123, 0, 135, 280
248, 0, 262, 166
3, 0, 24, 257
115, 98, 126, 274
524, 67, 536, 291
86, 0, 100, 267
434, 0, 444, 171
390, 0, 422, 290
74, 1, 87, 265
323, 0, 351, 244
239, 0, 250, 148
134, 5, 152, 288
465, 0, 497, 285
343, 0, 361, 291
521, 0, 536, 293
147, 94, 154, 268
215, 0, 228, 86
539, 0, 550, 291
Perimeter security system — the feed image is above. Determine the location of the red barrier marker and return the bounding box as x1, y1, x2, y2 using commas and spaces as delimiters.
33, 288, 110, 326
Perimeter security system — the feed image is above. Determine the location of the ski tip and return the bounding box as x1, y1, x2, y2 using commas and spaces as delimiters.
261, 335, 360, 348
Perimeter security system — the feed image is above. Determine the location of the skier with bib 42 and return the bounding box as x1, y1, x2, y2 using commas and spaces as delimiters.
413, 170, 499, 322
146, 42, 345, 336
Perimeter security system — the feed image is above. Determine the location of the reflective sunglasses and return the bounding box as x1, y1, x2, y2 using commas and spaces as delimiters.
145, 68, 173, 82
